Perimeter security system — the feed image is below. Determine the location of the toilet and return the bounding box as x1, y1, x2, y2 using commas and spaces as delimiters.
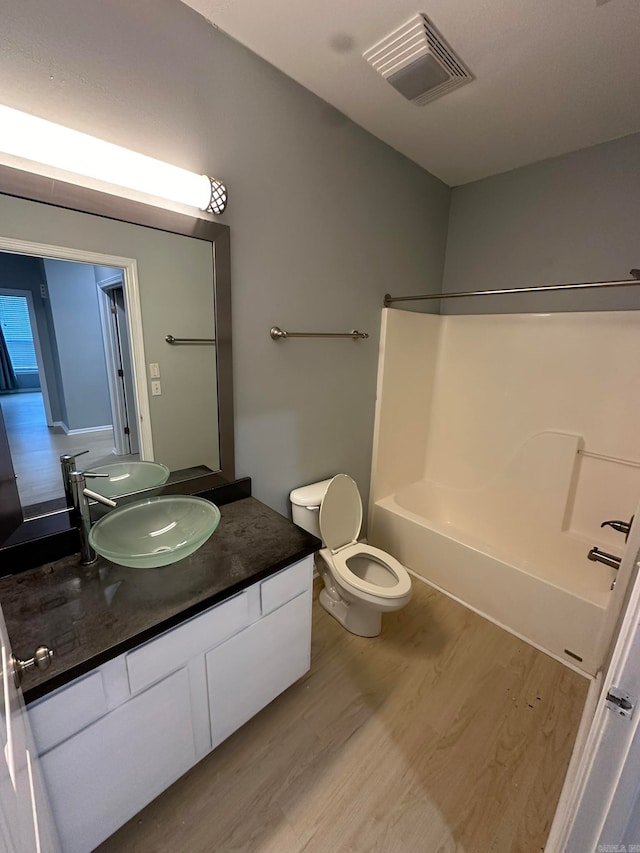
290, 474, 412, 637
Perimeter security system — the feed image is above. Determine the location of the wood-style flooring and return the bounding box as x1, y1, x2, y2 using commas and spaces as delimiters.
97, 577, 588, 853
0, 392, 137, 514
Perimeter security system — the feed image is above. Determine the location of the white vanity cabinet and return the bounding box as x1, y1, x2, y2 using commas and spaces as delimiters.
207, 591, 311, 747
26, 556, 313, 853
40, 668, 195, 853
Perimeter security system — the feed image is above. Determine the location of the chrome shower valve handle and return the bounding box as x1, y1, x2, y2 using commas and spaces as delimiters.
601, 517, 634, 542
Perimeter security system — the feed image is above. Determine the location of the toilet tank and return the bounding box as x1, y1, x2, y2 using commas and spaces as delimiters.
289, 478, 333, 540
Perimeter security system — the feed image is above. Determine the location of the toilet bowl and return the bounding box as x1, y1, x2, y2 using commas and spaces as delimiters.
290, 474, 412, 637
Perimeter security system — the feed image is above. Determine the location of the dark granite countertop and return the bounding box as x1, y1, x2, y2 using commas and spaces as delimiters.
0, 497, 319, 703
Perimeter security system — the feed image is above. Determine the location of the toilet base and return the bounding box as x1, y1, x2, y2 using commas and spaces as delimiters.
319, 588, 382, 638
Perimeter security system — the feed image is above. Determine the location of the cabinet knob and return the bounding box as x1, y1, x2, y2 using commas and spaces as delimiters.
12, 645, 54, 687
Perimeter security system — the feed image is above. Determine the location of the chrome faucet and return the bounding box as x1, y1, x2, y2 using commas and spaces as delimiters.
586, 516, 634, 590
587, 547, 621, 570
60, 450, 90, 507
69, 470, 117, 565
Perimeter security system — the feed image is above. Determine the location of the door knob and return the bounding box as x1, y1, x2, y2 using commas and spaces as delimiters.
12, 645, 54, 687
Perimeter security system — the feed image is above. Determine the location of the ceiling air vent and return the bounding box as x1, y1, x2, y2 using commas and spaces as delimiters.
363, 13, 473, 105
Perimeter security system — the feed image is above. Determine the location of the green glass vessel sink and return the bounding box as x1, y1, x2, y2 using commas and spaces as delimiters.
89, 496, 221, 568
88, 461, 170, 498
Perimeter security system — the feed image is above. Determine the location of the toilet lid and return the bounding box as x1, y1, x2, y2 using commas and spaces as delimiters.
319, 474, 362, 552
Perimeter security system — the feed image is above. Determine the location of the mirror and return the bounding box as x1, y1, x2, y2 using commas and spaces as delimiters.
0, 164, 233, 548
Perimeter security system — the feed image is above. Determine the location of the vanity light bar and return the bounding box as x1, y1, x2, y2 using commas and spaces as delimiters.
0, 105, 227, 214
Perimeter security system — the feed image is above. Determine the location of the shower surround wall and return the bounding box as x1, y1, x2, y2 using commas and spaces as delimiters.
369, 308, 640, 675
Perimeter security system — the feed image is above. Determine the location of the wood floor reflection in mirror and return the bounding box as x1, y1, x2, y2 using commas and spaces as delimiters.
96, 577, 588, 853
0, 392, 139, 515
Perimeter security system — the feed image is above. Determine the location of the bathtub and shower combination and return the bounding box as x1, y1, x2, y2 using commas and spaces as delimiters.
372, 439, 615, 676
369, 308, 640, 676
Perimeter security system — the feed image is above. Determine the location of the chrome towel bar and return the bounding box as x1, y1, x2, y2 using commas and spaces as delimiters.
384, 270, 640, 307
270, 327, 368, 341
165, 335, 216, 345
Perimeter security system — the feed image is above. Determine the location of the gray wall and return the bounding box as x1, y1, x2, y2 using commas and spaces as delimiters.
0, 0, 450, 515
43, 259, 112, 431
443, 132, 640, 314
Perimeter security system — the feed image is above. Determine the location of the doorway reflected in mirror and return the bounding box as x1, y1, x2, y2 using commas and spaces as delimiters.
0, 252, 140, 517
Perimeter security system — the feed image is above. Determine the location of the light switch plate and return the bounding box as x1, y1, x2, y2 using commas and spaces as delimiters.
149, 363, 160, 379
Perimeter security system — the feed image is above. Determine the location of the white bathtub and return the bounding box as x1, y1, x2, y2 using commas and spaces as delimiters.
371, 476, 616, 676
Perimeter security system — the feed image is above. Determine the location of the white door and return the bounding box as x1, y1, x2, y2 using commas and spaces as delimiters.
0, 604, 59, 852
96, 282, 139, 457
550, 504, 640, 851
110, 287, 139, 455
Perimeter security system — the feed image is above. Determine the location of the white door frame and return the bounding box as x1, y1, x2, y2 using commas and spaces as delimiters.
547, 503, 640, 850
0, 237, 154, 461
0, 286, 54, 425
96, 275, 129, 456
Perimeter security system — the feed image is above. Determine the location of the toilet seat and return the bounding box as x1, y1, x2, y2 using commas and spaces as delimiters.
331, 543, 411, 599
319, 474, 411, 600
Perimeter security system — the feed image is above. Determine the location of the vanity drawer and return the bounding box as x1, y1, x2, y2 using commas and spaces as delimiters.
29, 671, 108, 755
126, 591, 250, 694
260, 557, 313, 616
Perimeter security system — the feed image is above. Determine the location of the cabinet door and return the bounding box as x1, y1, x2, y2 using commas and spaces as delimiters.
40, 667, 195, 853
206, 589, 312, 748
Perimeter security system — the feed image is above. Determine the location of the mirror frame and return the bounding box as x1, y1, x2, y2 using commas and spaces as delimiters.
0, 163, 234, 550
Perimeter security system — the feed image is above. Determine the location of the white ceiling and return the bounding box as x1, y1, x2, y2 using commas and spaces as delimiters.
181, 0, 640, 186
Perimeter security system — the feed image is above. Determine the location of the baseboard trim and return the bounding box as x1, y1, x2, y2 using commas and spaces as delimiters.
53, 421, 113, 436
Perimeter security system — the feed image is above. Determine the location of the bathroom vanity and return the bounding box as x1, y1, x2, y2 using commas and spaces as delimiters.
0, 493, 319, 853
0, 165, 322, 853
